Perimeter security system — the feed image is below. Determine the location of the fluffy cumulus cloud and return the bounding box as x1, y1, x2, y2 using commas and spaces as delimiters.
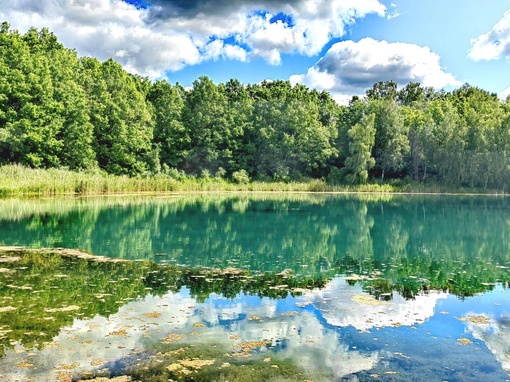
469, 8, 510, 61
0, 0, 386, 78
290, 38, 461, 104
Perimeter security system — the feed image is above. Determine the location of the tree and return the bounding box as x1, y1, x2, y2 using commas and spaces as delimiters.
81, 58, 154, 175
180, 76, 236, 175
345, 113, 376, 184
250, 81, 337, 179
147, 80, 188, 169
223, 79, 255, 175
366, 80, 398, 102
0, 26, 63, 167
370, 99, 409, 180
401, 106, 434, 181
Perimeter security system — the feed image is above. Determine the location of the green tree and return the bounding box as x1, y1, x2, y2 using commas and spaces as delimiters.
401, 106, 434, 181
345, 113, 376, 184
250, 81, 337, 179
366, 80, 398, 102
181, 76, 236, 175
370, 99, 409, 180
0, 26, 63, 167
81, 58, 154, 175
223, 79, 256, 175
147, 80, 188, 169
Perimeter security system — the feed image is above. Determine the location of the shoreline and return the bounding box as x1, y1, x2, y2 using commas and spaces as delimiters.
1, 189, 508, 199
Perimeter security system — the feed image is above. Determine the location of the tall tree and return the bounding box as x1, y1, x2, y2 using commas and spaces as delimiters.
366, 80, 398, 102
181, 76, 233, 175
81, 58, 154, 175
147, 80, 188, 169
0, 25, 62, 167
345, 113, 376, 184
401, 106, 434, 181
370, 99, 409, 180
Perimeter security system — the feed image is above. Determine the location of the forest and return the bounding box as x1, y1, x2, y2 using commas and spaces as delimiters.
2, 22, 510, 190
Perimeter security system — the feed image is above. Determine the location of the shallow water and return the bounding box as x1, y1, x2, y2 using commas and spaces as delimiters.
1, 194, 510, 381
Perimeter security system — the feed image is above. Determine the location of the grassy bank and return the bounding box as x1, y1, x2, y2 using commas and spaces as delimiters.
0, 164, 506, 196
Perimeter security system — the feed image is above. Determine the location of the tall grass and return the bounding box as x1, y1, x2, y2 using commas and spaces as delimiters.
5, 164, 501, 196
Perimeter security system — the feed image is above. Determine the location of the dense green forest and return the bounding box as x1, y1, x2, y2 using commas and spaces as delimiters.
2, 22, 510, 189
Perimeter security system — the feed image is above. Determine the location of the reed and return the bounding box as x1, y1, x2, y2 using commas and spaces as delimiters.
6, 164, 486, 197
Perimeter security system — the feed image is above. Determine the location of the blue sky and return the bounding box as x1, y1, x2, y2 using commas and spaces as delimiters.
2, 0, 510, 103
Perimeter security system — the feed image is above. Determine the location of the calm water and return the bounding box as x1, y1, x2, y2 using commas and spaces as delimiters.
1, 194, 510, 381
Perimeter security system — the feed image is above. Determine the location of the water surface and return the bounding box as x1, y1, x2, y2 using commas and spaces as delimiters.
1, 194, 510, 381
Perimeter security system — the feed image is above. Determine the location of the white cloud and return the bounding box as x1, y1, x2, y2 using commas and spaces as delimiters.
291, 38, 461, 104
0, 287, 379, 381
469, 9, 510, 61
301, 277, 447, 331
0, 0, 386, 78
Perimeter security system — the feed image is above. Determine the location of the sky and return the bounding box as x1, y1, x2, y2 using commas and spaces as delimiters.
2, 0, 510, 104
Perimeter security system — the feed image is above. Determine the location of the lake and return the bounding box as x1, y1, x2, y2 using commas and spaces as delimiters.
1, 194, 510, 381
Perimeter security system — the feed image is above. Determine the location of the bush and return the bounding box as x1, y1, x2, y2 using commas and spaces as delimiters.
232, 169, 250, 184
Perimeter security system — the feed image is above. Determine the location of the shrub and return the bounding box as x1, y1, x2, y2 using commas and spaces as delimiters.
232, 169, 250, 184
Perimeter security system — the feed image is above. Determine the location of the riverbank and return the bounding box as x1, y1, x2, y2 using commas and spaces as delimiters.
0, 164, 506, 197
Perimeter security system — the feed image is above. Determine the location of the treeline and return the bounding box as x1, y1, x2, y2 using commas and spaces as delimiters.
2, 23, 510, 189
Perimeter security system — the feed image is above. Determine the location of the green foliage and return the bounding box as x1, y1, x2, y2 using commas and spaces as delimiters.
232, 169, 250, 184
345, 113, 376, 184
370, 99, 409, 179
1, 25, 510, 190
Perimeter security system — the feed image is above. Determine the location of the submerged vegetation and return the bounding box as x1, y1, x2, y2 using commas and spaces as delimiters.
2, 23, 510, 194
0, 247, 327, 357
1, 229, 510, 358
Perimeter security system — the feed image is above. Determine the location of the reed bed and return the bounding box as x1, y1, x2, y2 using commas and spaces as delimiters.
0, 164, 417, 197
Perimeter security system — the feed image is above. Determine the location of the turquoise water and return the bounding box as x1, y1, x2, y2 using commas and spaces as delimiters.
1, 194, 510, 381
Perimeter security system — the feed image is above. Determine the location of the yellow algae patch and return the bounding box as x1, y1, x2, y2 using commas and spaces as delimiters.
161, 333, 185, 344
179, 359, 215, 369
108, 329, 128, 336
193, 322, 206, 328
234, 340, 271, 354
458, 338, 473, 345
90, 358, 106, 366
0, 306, 16, 313
157, 347, 189, 357
45, 342, 63, 350
77, 377, 132, 382
459, 315, 492, 324
56, 371, 72, 382
57, 362, 80, 370
167, 359, 217, 376
142, 312, 162, 319
248, 315, 263, 321
0, 256, 21, 262
167, 363, 184, 372
45, 306, 80, 313
352, 295, 384, 306
16, 361, 34, 368
0, 329, 12, 338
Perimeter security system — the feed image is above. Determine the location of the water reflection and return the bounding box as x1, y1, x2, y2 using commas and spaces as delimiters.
303, 277, 447, 331
1, 194, 510, 296
2, 194, 510, 380
2, 276, 509, 382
